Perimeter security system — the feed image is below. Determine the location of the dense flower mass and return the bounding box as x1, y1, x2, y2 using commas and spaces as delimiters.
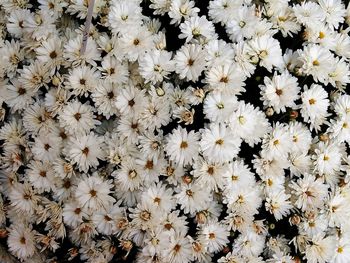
0, 0, 350, 262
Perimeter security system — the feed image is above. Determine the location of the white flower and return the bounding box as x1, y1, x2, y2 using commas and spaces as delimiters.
259, 71, 300, 113
199, 123, 241, 163
165, 127, 200, 166
300, 84, 329, 131
226, 5, 258, 42
139, 49, 174, 84
108, 0, 142, 35
318, 0, 346, 29
293, 1, 326, 28
66, 64, 100, 97
229, 101, 269, 146
305, 235, 336, 263
7, 224, 36, 261
198, 221, 229, 253
265, 190, 293, 221
59, 100, 101, 136
75, 175, 115, 210
179, 15, 216, 44
313, 142, 343, 179
66, 132, 106, 173
161, 233, 193, 263
174, 43, 206, 81
203, 91, 238, 123
205, 62, 246, 95
333, 237, 350, 263
169, 0, 200, 25
290, 174, 328, 211
298, 44, 334, 84
208, 0, 245, 25
247, 34, 283, 72
119, 26, 154, 62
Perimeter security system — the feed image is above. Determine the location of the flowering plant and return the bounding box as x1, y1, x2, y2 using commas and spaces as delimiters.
0, 0, 350, 262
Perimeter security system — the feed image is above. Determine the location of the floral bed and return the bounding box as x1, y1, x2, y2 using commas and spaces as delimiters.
0, 0, 350, 262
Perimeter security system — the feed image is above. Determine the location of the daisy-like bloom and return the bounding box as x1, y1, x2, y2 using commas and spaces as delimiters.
140, 98, 171, 131
269, 6, 300, 38
290, 174, 328, 212
313, 142, 343, 180
179, 15, 216, 44
175, 182, 211, 214
138, 49, 174, 84
222, 160, 256, 192
265, 190, 293, 221
119, 26, 154, 62
108, 0, 142, 35
91, 81, 119, 119
298, 44, 334, 84
199, 123, 241, 163
63, 35, 102, 67
141, 182, 175, 212
31, 131, 61, 162
259, 71, 300, 113
98, 55, 129, 84
0, 40, 24, 77
129, 201, 161, 231
208, 0, 245, 25
325, 192, 350, 228
75, 175, 115, 211
44, 88, 69, 117
62, 199, 87, 228
160, 233, 193, 263
27, 160, 56, 193
59, 100, 100, 136
7, 224, 36, 261
232, 231, 266, 258
66, 132, 105, 173
92, 204, 124, 235
35, 35, 64, 72
205, 62, 246, 95
288, 122, 312, 154
305, 234, 336, 263
115, 85, 147, 116
261, 122, 292, 160
334, 94, 350, 118
138, 131, 164, 162
233, 41, 257, 77
4, 79, 35, 113
6, 8, 31, 38
8, 182, 40, 215
198, 220, 229, 253
300, 213, 328, 238
113, 157, 144, 191
22, 101, 55, 134
247, 34, 283, 72
18, 60, 51, 92
300, 84, 329, 131
192, 157, 226, 191
293, 1, 326, 28
226, 5, 258, 42
333, 237, 350, 263
205, 39, 235, 68
165, 127, 200, 166
168, 0, 200, 25
66, 64, 100, 97
327, 57, 350, 89
319, 0, 346, 29
224, 184, 262, 216
174, 43, 206, 81
203, 91, 238, 123
229, 101, 269, 146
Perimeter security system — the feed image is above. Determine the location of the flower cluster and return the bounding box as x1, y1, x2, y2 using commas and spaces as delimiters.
0, 0, 350, 262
